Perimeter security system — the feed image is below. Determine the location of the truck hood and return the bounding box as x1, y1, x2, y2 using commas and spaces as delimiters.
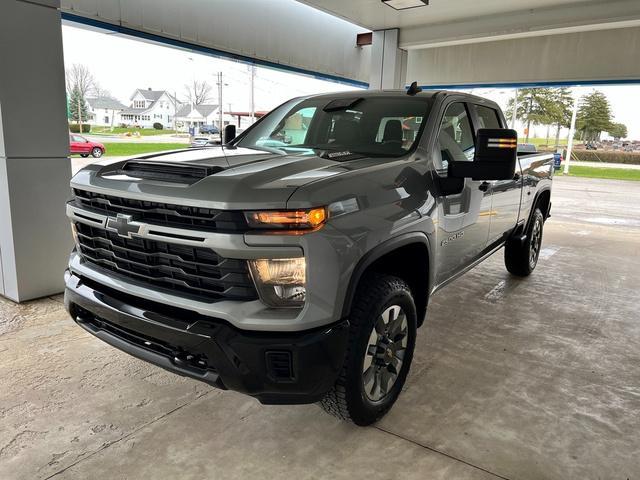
70, 146, 364, 210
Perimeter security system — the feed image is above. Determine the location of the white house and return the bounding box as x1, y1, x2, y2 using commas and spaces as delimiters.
86, 97, 127, 128
174, 104, 221, 133
119, 88, 181, 129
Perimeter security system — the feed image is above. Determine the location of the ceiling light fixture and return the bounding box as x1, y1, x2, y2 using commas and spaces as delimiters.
381, 0, 429, 11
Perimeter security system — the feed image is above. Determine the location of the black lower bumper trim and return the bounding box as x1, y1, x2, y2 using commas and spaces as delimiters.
64, 272, 349, 404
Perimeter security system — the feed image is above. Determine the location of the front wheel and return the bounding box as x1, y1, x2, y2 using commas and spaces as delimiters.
505, 208, 544, 276
91, 147, 103, 158
80, 153, 89, 158
319, 274, 417, 426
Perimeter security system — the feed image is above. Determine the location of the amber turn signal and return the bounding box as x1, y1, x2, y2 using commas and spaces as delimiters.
245, 207, 327, 231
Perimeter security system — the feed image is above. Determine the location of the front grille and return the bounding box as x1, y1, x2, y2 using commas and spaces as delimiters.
75, 222, 258, 301
73, 189, 248, 233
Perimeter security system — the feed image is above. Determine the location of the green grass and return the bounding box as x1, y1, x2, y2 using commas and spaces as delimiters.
90, 127, 180, 136
559, 165, 640, 181
100, 143, 188, 157
519, 137, 582, 147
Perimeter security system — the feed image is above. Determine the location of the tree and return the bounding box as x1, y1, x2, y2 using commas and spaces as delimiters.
544, 88, 573, 148
505, 88, 552, 142
576, 91, 612, 142
184, 79, 213, 105
608, 122, 628, 140
65, 64, 95, 131
90, 82, 111, 99
68, 86, 88, 128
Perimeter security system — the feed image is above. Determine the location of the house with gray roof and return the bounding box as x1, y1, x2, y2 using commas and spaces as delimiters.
86, 97, 127, 127
119, 88, 182, 129
174, 103, 222, 133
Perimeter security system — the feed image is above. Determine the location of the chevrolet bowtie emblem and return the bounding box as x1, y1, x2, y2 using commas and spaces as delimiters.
106, 214, 142, 238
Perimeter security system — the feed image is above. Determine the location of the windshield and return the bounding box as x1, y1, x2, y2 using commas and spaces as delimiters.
236, 96, 431, 159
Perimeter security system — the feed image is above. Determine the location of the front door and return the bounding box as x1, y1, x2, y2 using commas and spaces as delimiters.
433, 102, 492, 285
471, 104, 522, 243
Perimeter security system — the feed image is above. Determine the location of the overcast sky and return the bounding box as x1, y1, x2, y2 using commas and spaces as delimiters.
62, 24, 639, 140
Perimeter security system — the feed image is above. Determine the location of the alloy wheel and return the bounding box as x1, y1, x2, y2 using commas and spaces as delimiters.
362, 305, 408, 402
529, 218, 542, 267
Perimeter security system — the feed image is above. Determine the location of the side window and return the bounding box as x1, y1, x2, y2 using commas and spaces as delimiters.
438, 103, 475, 168
475, 105, 502, 129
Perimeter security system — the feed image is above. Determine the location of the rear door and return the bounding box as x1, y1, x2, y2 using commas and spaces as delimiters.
470, 104, 522, 243
432, 101, 492, 285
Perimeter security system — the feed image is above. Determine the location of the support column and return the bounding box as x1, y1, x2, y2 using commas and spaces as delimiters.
369, 29, 408, 90
0, 0, 72, 302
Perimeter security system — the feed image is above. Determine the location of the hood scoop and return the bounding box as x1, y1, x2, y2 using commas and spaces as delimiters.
115, 161, 225, 184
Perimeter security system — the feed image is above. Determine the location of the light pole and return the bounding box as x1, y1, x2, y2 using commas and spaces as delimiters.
249, 64, 256, 125
563, 93, 579, 176
216, 72, 229, 142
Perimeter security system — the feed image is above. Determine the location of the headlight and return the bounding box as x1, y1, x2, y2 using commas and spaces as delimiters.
245, 207, 327, 233
248, 258, 306, 307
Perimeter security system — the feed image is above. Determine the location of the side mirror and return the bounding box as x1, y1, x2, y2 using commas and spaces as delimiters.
223, 125, 236, 144
448, 128, 517, 181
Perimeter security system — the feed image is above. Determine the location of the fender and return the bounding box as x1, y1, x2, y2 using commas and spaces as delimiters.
340, 232, 432, 319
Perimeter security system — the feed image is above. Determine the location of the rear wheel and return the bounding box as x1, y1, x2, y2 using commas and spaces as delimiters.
80, 154, 89, 158
319, 274, 417, 425
91, 147, 103, 158
505, 208, 544, 276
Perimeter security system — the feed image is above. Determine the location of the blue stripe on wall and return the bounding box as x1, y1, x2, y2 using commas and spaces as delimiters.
416, 79, 640, 89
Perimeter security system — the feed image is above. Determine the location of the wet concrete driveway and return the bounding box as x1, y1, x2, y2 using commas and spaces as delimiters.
1, 176, 639, 479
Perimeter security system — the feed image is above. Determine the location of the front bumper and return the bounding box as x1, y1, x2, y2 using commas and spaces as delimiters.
65, 271, 349, 404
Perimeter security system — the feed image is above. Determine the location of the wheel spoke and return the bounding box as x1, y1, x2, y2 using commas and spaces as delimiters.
391, 345, 406, 358
363, 365, 375, 392
370, 369, 382, 399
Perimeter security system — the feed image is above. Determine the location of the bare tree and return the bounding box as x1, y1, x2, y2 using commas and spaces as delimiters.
184, 79, 213, 105
66, 64, 96, 131
90, 82, 112, 99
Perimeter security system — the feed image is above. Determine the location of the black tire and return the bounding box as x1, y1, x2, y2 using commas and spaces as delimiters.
91, 147, 103, 158
505, 208, 544, 277
80, 154, 89, 158
319, 274, 417, 426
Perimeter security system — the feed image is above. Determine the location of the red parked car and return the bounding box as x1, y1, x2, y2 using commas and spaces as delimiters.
69, 134, 105, 158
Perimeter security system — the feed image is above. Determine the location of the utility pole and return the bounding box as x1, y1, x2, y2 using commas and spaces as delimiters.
77, 94, 83, 133
217, 72, 224, 142
173, 90, 177, 133
250, 64, 256, 125
563, 94, 579, 176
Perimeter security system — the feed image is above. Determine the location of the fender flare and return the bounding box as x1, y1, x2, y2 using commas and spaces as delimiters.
527, 187, 552, 227
340, 232, 432, 319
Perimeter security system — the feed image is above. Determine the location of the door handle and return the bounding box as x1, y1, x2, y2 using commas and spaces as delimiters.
478, 181, 490, 192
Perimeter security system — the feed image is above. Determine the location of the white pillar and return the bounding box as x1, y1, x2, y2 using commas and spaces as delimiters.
369, 29, 407, 90
0, 0, 73, 301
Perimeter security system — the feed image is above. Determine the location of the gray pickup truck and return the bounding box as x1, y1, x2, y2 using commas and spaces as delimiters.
64, 90, 553, 425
